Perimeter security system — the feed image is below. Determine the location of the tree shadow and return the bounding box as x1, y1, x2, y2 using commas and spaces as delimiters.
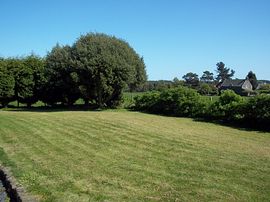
192, 118, 270, 133
1, 104, 105, 113
127, 109, 270, 133
2, 106, 270, 132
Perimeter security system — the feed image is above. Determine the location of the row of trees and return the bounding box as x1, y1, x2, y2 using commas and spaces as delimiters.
0, 33, 147, 108
172, 62, 258, 95
129, 62, 259, 95
181, 62, 258, 90
0, 56, 45, 107
182, 62, 235, 87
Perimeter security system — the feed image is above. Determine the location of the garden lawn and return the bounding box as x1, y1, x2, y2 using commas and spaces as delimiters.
0, 110, 269, 201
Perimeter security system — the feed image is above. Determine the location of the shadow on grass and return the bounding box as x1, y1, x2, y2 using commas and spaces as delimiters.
192, 118, 270, 133
1, 104, 106, 113
127, 109, 270, 133
2, 106, 270, 132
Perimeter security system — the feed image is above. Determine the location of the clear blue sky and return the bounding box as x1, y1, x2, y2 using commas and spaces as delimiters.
1, 0, 270, 80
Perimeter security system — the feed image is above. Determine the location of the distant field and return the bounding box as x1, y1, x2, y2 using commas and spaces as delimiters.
0, 110, 269, 201
123, 92, 145, 107
201, 95, 219, 102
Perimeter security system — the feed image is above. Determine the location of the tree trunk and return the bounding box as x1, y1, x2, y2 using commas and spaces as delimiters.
84, 99, 89, 107
97, 89, 103, 108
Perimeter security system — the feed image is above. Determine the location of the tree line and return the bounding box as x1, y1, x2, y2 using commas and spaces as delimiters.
132, 62, 259, 95
181, 62, 258, 90
0, 33, 147, 108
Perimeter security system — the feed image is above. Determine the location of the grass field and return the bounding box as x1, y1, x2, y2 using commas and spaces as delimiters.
0, 110, 270, 201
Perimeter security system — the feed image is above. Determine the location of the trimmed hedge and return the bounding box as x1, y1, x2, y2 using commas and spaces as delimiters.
133, 87, 270, 130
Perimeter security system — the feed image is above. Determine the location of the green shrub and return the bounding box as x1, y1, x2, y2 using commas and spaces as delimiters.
198, 83, 218, 95
243, 94, 270, 128
257, 84, 270, 95
134, 87, 204, 117
158, 87, 202, 117
257, 89, 270, 95
212, 90, 245, 121
134, 91, 161, 112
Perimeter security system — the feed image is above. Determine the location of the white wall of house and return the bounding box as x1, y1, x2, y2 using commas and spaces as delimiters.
242, 80, 253, 90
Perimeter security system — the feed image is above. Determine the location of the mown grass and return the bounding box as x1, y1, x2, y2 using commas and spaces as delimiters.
0, 110, 269, 201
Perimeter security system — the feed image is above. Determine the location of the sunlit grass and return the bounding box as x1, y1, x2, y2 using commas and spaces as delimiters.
0, 110, 269, 201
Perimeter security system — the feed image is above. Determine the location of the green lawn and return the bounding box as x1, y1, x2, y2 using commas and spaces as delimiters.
0, 110, 269, 201
201, 95, 220, 102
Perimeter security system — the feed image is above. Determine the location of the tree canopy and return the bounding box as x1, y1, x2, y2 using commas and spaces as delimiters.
0, 59, 15, 107
215, 62, 235, 82
182, 72, 199, 87
43, 44, 80, 106
200, 71, 214, 83
43, 33, 147, 107
246, 71, 258, 90
0, 33, 147, 108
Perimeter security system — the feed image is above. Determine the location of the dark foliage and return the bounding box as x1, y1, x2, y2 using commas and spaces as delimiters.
0, 60, 15, 107
200, 71, 214, 83
243, 94, 270, 129
72, 33, 146, 107
197, 83, 218, 95
42, 44, 80, 106
182, 72, 199, 87
216, 62, 235, 82
247, 71, 258, 90
0, 33, 146, 108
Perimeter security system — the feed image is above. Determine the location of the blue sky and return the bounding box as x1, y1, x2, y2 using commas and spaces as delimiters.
1, 0, 270, 80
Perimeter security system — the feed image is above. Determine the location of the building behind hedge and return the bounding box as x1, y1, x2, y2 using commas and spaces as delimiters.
218, 79, 253, 96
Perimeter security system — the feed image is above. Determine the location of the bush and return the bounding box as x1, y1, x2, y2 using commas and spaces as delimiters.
243, 94, 270, 128
198, 83, 218, 95
134, 87, 204, 117
257, 84, 270, 95
158, 87, 202, 117
134, 91, 161, 112
257, 89, 270, 95
211, 90, 245, 121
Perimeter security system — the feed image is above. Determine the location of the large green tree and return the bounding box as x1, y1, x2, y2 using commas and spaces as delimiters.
0, 59, 15, 107
73, 33, 146, 107
215, 62, 235, 82
21, 55, 45, 107
44, 44, 80, 106
3, 56, 45, 107
6, 58, 36, 107
128, 57, 147, 92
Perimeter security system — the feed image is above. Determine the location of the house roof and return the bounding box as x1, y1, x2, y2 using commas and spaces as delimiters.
220, 79, 246, 87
